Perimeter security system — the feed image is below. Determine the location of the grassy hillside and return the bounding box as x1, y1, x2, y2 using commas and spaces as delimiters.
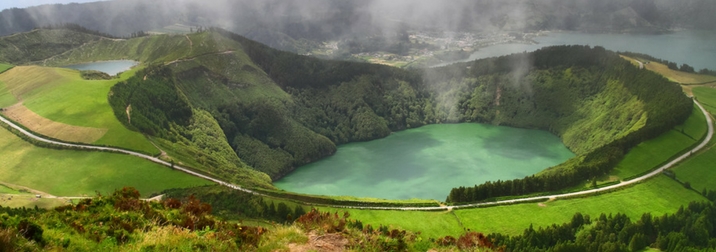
0, 66, 158, 154
0, 63, 11, 73
672, 86, 716, 192
0, 29, 102, 64
609, 104, 707, 180
0, 122, 212, 197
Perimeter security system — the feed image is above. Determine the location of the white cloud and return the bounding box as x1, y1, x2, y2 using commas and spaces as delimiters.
0, 0, 108, 12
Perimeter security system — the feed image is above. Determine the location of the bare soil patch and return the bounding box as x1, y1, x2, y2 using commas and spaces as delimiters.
288, 231, 348, 252
3, 103, 107, 143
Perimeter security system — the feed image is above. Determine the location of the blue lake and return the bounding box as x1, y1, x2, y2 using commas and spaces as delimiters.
438, 30, 716, 70
64, 60, 138, 76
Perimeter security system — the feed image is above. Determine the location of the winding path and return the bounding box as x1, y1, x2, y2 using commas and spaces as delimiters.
0, 101, 713, 211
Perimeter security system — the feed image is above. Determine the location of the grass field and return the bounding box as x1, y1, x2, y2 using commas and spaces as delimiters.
672, 86, 716, 192
0, 124, 213, 197
0, 66, 158, 154
672, 139, 716, 192
455, 175, 702, 236
0, 63, 11, 73
694, 87, 716, 116
0, 184, 19, 194
320, 207, 465, 239
3, 104, 108, 143
609, 104, 707, 179
324, 175, 703, 238
0, 194, 69, 209
621, 55, 716, 84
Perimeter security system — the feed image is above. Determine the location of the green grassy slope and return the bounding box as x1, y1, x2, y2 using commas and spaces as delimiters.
610, 104, 707, 180
672, 86, 716, 192
0, 63, 11, 72
0, 66, 158, 154
673, 139, 716, 192
325, 175, 703, 238
0, 29, 101, 64
695, 86, 716, 115
41, 32, 244, 66
0, 124, 213, 197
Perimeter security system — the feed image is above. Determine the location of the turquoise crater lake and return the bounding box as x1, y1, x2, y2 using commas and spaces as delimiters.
274, 123, 575, 200
64, 60, 138, 76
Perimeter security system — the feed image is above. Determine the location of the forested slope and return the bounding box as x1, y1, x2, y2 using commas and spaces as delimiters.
6, 28, 692, 199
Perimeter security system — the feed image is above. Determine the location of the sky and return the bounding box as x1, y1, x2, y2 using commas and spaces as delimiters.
0, 0, 107, 12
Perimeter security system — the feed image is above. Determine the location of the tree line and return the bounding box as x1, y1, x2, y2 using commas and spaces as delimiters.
489, 198, 716, 251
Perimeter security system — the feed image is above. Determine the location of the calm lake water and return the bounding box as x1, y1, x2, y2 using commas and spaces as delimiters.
439, 30, 716, 70
64, 60, 138, 76
274, 123, 574, 200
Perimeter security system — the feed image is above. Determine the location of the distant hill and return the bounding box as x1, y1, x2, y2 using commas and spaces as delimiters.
0, 0, 714, 53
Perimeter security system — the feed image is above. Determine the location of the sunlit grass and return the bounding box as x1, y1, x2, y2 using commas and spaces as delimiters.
0, 125, 213, 197
621, 55, 716, 84
322, 175, 703, 238
609, 104, 707, 180
0, 66, 158, 154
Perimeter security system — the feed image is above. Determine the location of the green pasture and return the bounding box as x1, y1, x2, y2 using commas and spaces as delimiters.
609, 104, 707, 180
672, 140, 716, 192
0, 63, 14, 107
0, 184, 20, 194
320, 207, 465, 239
0, 63, 12, 73
325, 175, 703, 238
0, 125, 213, 197
694, 87, 716, 115
0, 66, 158, 154
672, 86, 716, 192
0, 195, 69, 209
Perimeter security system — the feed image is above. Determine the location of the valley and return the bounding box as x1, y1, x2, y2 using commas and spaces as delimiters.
1, 1, 716, 249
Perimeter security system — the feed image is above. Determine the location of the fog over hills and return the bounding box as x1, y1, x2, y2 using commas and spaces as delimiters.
0, 0, 714, 52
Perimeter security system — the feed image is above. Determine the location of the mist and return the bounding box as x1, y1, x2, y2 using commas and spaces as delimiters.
1, 0, 714, 45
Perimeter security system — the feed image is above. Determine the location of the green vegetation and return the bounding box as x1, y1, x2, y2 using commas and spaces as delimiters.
695, 87, 716, 115
4, 185, 715, 251
0, 66, 158, 154
79, 70, 113, 80
489, 200, 716, 251
673, 141, 716, 192
34, 28, 689, 198
0, 29, 102, 64
610, 104, 707, 180
0, 63, 11, 73
314, 175, 702, 238
456, 175, 703, 235
672, 86, 716, 192
0, 28, 697, 204
0, 124, 212, 197
621, 53, 716, 84
1, 187, 464, 251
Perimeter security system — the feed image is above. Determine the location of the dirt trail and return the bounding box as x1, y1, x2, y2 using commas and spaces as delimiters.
288, 231, 348, 252
164, 50, 234, 65
185, 35, 193, 47
125, 104, 132, 124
